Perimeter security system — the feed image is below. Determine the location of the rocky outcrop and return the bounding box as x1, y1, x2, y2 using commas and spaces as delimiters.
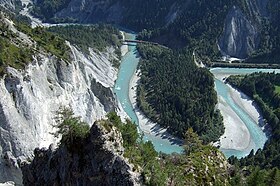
219, 0, 269, 59
0, 0, 15, 10
55, 0, 125, 24
0, 30, 123, 184
241, 0, 269, 23
219, 6, 260, 59
186, 148, 230, 185
21, 120, 140, 185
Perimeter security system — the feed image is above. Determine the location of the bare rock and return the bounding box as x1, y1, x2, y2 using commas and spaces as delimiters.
21, 120, 140, 186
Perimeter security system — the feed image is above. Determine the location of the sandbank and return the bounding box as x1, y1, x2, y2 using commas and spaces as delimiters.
212, 71, 265, 153
128, 70, 183, 146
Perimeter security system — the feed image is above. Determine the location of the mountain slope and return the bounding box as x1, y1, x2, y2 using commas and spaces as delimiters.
0, 13, 124, 184
30, 0, 279, 61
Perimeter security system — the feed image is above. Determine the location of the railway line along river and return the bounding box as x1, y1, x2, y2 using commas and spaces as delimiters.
114, 32, 280, 157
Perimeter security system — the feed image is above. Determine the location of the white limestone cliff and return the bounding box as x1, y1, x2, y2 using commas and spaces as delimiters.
218, 0, 269, 59
0, 41, 123, 184
218, 6, 259, 59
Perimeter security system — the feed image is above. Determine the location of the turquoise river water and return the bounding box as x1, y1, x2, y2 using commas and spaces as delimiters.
211, 68, 280, 158
114, 32, 280, 157
114, 33, 182, 154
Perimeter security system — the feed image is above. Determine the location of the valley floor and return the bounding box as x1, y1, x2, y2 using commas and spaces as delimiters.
129, 68, 264, 154
214, 73, 264, 154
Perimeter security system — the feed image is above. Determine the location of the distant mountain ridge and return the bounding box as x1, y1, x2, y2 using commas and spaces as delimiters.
24, 0, 279, 61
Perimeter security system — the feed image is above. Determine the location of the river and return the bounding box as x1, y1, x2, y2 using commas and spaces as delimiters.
20, 0, 279, 158
114, 32, 280, 157
114, 33, 183, 154
211, 68, 280, 158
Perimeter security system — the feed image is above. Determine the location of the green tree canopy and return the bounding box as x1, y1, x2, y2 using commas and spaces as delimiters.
53, 107, 90, 147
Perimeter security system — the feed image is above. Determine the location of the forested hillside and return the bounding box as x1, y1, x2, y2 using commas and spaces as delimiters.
32, 0, 235, 60
246, 0, 280, 63
47, 24, 122, 68
48, 25, 122, 54
0, 12, 70, 75
31, 0, 175, 28
31, 0, 72, 22
31, 0, 280, 63
137, 44, 224, 143
138, 0, 235, 60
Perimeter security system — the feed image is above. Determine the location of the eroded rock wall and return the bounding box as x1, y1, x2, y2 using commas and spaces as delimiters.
0, 43, 121, 184
219, 0, 269, 58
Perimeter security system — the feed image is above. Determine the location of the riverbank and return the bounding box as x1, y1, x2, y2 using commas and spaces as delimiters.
213, 72, 264, 154
215, 82, 255, 151
230, 87, 264, 126
129, 70, 183, 145
215, 74, 263, 126
217, 95, 252, 151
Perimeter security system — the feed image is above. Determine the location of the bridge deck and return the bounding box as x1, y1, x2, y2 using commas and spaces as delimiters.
123, 39, 168, 49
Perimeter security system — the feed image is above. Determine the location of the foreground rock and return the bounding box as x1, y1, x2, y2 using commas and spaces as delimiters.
21, 120, 140, 185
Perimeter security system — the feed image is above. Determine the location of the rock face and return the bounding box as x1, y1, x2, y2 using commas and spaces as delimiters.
0, 0, 15, 10
50, 0, 268, 59
242, 0, 269, 22
219, 0, 269, 59
55, 0, 125, 24
219, 6, 260, 59
21, 120, 140, 186
0, 41, 122, 184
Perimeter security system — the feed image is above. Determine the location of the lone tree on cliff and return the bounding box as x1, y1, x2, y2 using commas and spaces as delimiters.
53, 107, 90, 147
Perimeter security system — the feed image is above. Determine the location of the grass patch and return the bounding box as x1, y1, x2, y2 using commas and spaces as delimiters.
275, 85, 280, 94
0, 18, 71, 76
0, 37, 33, 75
47, 24, 122, 65
15, 22, 71, 62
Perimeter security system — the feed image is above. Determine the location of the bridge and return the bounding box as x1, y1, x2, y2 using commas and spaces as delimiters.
123, 39, 168, 49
